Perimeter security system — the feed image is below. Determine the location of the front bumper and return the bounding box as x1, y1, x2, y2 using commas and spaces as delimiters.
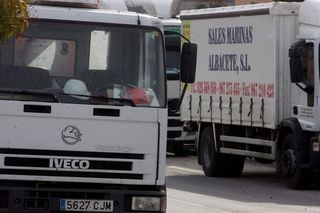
0, 181, 166, 213
310, 137, 320, 168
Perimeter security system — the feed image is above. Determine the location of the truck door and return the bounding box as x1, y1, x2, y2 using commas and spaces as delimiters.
289, 40, 316, 124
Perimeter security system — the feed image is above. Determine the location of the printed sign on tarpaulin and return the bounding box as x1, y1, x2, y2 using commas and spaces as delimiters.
181, 15, 277, 129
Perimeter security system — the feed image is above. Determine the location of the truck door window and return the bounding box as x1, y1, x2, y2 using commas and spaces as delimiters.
165, 34, 180, 80
143, 32, 157, 88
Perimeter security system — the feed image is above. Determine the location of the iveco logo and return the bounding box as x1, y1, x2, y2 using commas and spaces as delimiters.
62, 125, 82, 145
49, 159, 90, 170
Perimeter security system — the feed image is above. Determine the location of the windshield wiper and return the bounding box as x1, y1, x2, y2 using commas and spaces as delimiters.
91, 95, 135, 106
0, 89, 59, 102
58, 93, 135, 106
0, 89, 136, 106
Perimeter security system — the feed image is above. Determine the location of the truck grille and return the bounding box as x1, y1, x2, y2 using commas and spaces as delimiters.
167, 131, 182, 138
168, 119, 183, 127
0, 148, 144, 180
167, 113, 183, 139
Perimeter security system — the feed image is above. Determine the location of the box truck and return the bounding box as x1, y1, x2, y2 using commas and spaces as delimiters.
180, 0, 320, 189
0, 0, 196, 211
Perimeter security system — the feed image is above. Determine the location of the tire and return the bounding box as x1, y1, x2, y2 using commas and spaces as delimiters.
277, 134, 311, 189
199, 126, 244, 177
225, 154, 245, 177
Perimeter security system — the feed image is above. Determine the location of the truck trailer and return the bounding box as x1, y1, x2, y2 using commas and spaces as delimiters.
0, 0, 196, 212
180, 0, 320, 189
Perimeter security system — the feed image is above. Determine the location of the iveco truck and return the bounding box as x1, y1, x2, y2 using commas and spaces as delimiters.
0, 0, 196, 211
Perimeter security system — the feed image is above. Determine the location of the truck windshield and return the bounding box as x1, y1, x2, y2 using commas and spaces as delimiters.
164, 27, 181, 81
165, 35, 180, 76
0, 20, 166, 107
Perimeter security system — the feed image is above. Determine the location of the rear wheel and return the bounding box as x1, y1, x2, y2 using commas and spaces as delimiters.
277, 134, 311, 189
199, 126, 244, 177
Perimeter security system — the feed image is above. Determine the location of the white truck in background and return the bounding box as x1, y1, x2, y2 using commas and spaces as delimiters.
180, 0, 320, 189
163, 18, 197, 155
125, 0, 198, 155
0, 0, 196, 212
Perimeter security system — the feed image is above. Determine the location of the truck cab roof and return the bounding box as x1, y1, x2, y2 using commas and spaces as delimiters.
180, 2, 300, 19
298, 0, 320, 39
28, 3, 163, 28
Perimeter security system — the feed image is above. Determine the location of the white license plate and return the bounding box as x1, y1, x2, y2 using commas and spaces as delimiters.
60, 199, 113, 212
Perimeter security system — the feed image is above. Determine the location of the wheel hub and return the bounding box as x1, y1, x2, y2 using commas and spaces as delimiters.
281, 148, 296, 177
203, 140, 212, 166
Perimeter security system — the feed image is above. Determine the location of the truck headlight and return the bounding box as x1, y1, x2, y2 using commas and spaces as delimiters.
313, 135, 320, 152
131, 196, 164, 212
313, 141, 320, 152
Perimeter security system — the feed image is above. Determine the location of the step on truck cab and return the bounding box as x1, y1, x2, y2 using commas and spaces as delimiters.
180, 0, 320, 189
0, 0, 196, 211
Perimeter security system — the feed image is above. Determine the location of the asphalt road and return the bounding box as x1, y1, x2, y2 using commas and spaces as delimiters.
166, 153, 320, 213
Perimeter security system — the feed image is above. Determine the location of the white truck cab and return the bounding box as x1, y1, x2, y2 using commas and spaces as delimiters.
0, 0, 172, 211
163, 18, 197, 155
114, 0, 197, 155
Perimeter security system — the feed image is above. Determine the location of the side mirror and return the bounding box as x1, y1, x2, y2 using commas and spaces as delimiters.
289, 40, 305, 83
180, 43, 197, 83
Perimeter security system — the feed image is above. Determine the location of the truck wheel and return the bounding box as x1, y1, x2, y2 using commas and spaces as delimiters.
278, 134, 310, 189
225, 154, 245, 177
199, 126, 244, 177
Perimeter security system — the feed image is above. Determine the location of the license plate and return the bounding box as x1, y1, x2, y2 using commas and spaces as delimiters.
60, 199, 113, 212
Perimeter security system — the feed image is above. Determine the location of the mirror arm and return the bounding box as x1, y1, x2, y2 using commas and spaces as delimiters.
164, 31, 191, 43
169, 82, 188, 114
295, 83, 304, 91
296, 83, 314, 94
